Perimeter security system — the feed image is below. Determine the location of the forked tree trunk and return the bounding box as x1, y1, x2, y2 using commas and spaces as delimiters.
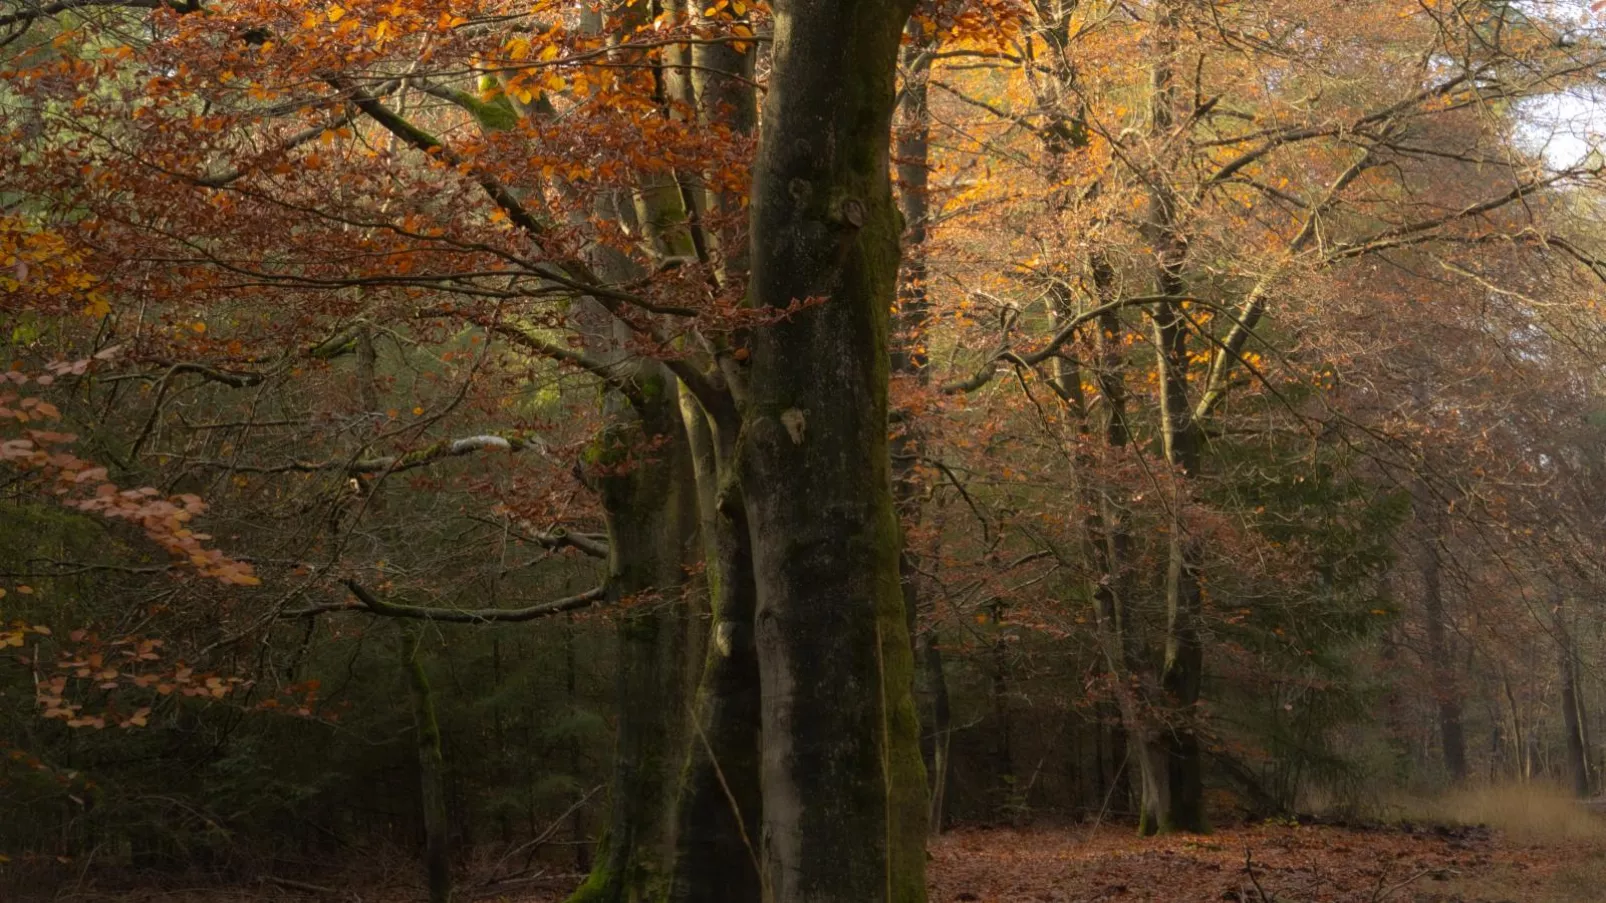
1136, 0, 1206, 834
740, 0, 926, 895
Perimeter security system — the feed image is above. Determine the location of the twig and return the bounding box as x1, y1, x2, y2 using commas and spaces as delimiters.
1243, 848, 1274, 903
260, 875, 338, 896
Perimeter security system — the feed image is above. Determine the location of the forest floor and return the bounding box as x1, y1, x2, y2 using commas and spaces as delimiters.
31, 815, 1606, 903
922, 820, 1606, 902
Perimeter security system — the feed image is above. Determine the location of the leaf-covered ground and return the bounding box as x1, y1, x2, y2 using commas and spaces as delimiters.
34, 820, 1606, 902
925, 822, 1606, 903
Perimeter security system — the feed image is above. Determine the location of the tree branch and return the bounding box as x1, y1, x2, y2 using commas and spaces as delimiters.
281, 580, 607, 622
940, 293, 1191, 394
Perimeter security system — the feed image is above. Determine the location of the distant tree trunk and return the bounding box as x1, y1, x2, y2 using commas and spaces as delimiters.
986, 601, 1017, 821
1502, 671, 1529, 782
1100, 699, 1132, 815
1141, 212, 1208, 835
405, 625, 453, 903
567, 382, 700, 903
1556, 591, 1590, 798
1418, 533, 1467, 784
921, 632, 951, 834
1136, 0, 1206, 834
740, 0, 927, 895
566, 614, 591, 872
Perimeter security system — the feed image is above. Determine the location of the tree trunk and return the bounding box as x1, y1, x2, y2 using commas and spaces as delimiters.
405, 625, 453, 903
921, 632, 951, 835
1556, 591, 1590, 798
568, 383, 700, 903
660, 11, 765, 900
668, 400, 763, 903
740, 0, 926, 895
986, 601, 1017, 822
893, 18, 938, 832
1418, 533, 1468, 785
1137, 0, 1206, 833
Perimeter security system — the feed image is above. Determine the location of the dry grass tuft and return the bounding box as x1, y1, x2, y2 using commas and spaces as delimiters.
1388, 782, 1605, 843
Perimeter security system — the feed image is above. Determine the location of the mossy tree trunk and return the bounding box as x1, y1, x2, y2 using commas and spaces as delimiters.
667, 399, 763, 903
655, 8, 766, 897
893, 19, 948, 837
567, 378, 701, 903
405, 624, 453, 903
740, 0, 926, 896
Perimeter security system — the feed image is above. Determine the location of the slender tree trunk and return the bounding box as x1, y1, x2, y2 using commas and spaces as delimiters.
1503, 671, 1528, 783
740, 0, 925, 895
405, 625, 453, 903
660, 11, 765, 899
893, 21, 947, 842
566, 614, 591, 872
921, 632, 951, 835
668, 400, 762, 903
1556, 591, 1590, 798
987, 601, 1017, 822
689, 0, 757, 285
1417, 532, 1467, 785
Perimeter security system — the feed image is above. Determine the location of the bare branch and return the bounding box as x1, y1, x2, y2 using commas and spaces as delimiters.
281, 580, 607, 622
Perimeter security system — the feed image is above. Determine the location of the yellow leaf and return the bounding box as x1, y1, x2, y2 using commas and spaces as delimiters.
412, 406, 424, 416
327, 5, 345, 22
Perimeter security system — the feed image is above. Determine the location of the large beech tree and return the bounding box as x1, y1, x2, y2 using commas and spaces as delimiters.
2, 0, 929, 898
14, 1, 1606, 899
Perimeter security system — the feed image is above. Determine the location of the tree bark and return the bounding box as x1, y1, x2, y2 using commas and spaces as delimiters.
1417, 532, 1467, 785
920, 632, 951, 835
1556, 591, 1590, 798
405, 625, 453, 903
893, 19, 941, 832
667, 399, 763, 903
567, 382, 701, 903
740, 0, 926, 895
1133, 0, 1206, 834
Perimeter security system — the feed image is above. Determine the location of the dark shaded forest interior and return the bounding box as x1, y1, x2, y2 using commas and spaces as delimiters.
7, 1, 1606, 901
